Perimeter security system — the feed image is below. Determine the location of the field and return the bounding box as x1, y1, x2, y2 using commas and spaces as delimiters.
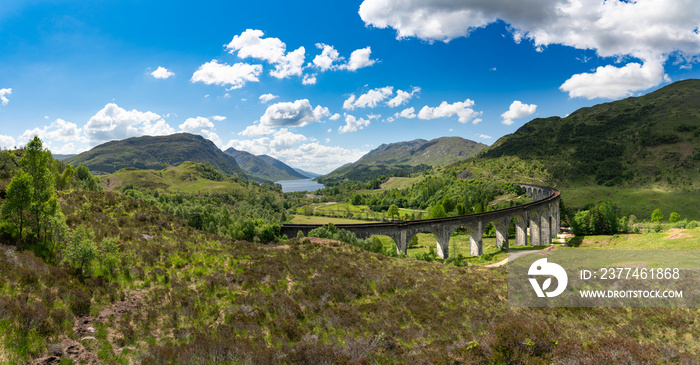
289, 214, 375, 224
561, 186, 700, 220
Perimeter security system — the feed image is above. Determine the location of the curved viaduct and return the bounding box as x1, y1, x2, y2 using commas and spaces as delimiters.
281, 184, 560, 259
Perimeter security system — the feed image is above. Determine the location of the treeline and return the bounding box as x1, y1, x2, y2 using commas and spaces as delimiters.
317, 164, 431, 187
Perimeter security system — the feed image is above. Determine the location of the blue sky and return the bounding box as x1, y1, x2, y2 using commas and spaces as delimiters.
1, 0, 699, 173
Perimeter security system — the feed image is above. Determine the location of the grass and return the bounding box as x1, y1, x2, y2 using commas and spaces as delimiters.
561, 186, 700, 221
379, 176, 425, 190
567, 226, 700, 250
100, 162, 245, 194
289, 214, 375, 224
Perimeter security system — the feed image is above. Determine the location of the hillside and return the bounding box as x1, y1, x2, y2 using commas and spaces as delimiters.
66, 133, 247, 178
3, 190, 697, 363
99, 161, 249, 193
476, 79, 700, 188
224, 147, 307, 181
319, 136, 487, 184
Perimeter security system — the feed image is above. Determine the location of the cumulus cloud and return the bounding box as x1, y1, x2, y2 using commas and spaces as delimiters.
19, 118, 83, 145
312, 43, 341, 71
343, 86, 393, 110
191, 60, 262, 89
0, 135, 16, 150
178, 117, 221, 146
150, 66, 174, 79
225, 29, 286, 63
302, 74, 317, 85
225, 133, 367, 174
0, 88, 12, 105
270, 47, 306, 79
387, 86, 420, 107
211, 115, 227, 121
329, 113, 341, 121
339, 114, 371, 134
260, 99, 330, 128
259, 93, 279, 103
359, 0, 700, 98
397, 107, 417, 119
339, 47, 377, 71
479, 134, 492, 139
239, 122, 274, 137
501, 100, 537, 125
560, 59, 670, 99
417, 99, 482, 124
84, 103, 175, 143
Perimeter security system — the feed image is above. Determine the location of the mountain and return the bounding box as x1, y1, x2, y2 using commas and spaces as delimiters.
293, 168, 321, 178
52, 154, 76, 161
472, 79, 700, 188
224, 148, 307, 181
319, 136, 487, 184
66, 133, 247, 178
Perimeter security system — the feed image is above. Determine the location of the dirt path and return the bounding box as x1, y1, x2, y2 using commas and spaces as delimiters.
485, 245, 557, 268
31, 291, 145, 365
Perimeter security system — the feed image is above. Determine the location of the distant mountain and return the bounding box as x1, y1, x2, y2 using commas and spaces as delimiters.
473, 79, 700, 187
224, 148, 307, 181
52, 154, 76, 161
293, 168, 321, 178
319, 136, 487, 184
66, 133, 247, 178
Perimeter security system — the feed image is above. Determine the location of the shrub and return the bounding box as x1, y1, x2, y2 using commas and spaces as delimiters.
687, 220, 698, 229
63, 226, 97, 276
669, 212, 680, 223
651, 208, 663, 222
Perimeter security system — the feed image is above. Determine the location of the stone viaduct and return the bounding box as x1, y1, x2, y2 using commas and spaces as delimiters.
280, 184, 560, 259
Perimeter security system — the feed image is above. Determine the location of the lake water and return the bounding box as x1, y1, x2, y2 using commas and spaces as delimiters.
276, 178, 325, 193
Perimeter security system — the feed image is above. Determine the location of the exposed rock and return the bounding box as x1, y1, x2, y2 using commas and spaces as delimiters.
457, 168, 474, 180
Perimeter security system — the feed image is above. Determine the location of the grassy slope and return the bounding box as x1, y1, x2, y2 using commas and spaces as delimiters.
99, 162, 246, 194
5, 190, 699, 363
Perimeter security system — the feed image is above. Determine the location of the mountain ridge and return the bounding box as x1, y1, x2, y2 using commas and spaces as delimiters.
223, 148, 307, 181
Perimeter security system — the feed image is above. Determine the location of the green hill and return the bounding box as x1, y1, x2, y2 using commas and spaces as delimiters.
476, 79, 700, 188
66, 133, 247, 178
99, 161, 247, 193
319, 136, 487, 184
224, 147, 307, 181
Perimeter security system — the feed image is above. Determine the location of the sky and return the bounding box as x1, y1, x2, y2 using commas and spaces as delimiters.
1, 0, 699, 174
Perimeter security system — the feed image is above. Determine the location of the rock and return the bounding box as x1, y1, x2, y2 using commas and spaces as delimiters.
79, 336, 97, 342
29, 356, 61, 365
457, 168, 474, 180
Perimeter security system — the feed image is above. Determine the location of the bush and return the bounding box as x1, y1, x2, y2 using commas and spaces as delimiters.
687, 220, 698, 229
651, 208, 663, 222
63, 226, 97, 276
669, 212, 681, 223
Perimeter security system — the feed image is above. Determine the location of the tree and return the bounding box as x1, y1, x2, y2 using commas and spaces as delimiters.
64, 227, 97, 276
669, 212, 680, 223
1, 170, 33, 242
19, 136, 56, 241
651, 209, 663, 223
387, 204, 400, 221
98, 238, 121, 276
430, 203, 447, 219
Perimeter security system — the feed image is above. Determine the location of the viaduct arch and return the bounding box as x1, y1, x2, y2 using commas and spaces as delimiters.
280, 184, 560, 259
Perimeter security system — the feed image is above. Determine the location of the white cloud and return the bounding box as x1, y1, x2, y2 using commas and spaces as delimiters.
239, 122, 274, 137
150, 66, 174, 79
479, 134, 492, 139
225, 29, 286, 63
339, 47, 377, 71
343, 86, 393, 110
501, 100, 537, 125
84, 103, 175, 143
329, 113, 341, 121
191, 60, 262, 89
19, 118, 83, 144
0, 88, 12, 106
359, 0, 700, 97
0, 135, 16, 149
178, 116, 221, 146
387, 86, 420, 107
397, 107, 416, 119
312, 43, 341, 71
339, 114, 371, 133
259, 93, 279, 103
260, 99, 330, 128
270, 46, 306, 79
269, 128, 308, 150
302, 74, 317, 85
417, 99, 482, 124
211, 115, 227, 121
560, 59, 670, 99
